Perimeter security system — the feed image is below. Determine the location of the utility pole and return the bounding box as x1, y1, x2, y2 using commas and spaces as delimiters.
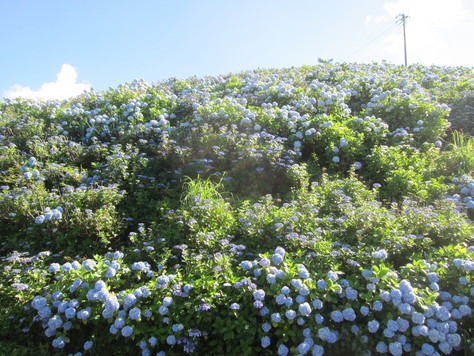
397, 14, 409, 66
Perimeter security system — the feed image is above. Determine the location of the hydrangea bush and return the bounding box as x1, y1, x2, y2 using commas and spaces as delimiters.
1, 62, 474, 355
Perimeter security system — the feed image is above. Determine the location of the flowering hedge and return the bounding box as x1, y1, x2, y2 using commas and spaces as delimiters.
1, 62, 474, 355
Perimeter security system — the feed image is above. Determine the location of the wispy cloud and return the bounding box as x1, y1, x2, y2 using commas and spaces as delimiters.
4, 64, 91, 100
369, 0, 474, 66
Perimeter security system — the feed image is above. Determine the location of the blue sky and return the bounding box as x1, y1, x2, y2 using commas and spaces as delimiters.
1, 0, 473, 100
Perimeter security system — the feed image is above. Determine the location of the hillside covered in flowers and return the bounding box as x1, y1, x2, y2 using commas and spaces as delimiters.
1, 62, 474, 355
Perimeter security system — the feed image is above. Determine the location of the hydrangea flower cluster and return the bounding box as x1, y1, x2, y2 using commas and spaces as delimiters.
1, 62, 474, 354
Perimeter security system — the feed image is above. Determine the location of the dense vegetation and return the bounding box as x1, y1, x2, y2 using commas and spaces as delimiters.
1, 61, 474, 355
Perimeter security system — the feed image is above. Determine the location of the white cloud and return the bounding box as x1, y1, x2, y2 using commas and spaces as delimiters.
368, 0, 474, 66
4, 64, 91, 101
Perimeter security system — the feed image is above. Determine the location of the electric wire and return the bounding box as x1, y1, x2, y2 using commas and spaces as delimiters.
342, 19, 401, 62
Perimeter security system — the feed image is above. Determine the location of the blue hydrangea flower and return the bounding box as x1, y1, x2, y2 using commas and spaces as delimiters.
261, 336, 271, 348
387, 319, 399, 332
318, 327, 331, 341
360, 306, 370, 316
285, 309, 296, 320
368, 320, 380, 333
380, 290, 391, 302
398, 303, 413, 315
421, 343, 435, 355
447, 333, 461, 347
299, 302, 312, 317
436, 321, 450, 334
315, 313, 324, 324
166, 335, 176, 345
297, 341, 311, 354
114, 317, 125, 329
345, 287, 358, 301
277, 344, 289, 356
351, 325, 359, 334
291, 279, 303, 290
383, 328, 395, 338
77, 308, 91, 320
48, 263, 60, 273
163, 296, 173, 307
331, 310, 343, 323
240, 261, 252, 270
436, 306, 451, 321
104, 267, 117, 278
253, 289, 265, 301
298, 266, 310, 279
52, 336, 65, 349
411, 311, 425, 324
171, 323, 184, 332
342, 307, 356, 321
123, 294, 137, 309
316, 280, 327, 289
427, 272, 439, 283
271, 312, 282, 323
260, 306, 269, 316
439, 341, 452, 354
388, 342, 402, 356
262, 322, 271, 332
312, 299, 323, 309
376, 341, 388, 353
65, 307, 76, 319
84, 340, 93, 350
371, 249, 388, 260
272, 253, 283, 265
121, 325, 133, 337
129, 307, 141, 320
276, 294, 285, 305
327, 271, 338, 281
148, 336, 157, 347
47, 315, 63, 330
109, 324, 119, 334
312, 344, 324, 356
373, 300, 383, 311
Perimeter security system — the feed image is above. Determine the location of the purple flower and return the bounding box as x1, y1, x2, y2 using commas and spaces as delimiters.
230, 303, 240, 310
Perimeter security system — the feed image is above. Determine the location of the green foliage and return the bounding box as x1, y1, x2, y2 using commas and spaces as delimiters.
2, 62, 474, 354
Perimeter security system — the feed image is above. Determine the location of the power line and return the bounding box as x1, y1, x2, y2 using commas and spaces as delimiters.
342, 19, 400, 62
